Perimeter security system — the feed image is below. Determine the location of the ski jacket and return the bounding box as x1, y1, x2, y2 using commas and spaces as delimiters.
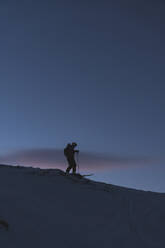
64, 144, 78, 158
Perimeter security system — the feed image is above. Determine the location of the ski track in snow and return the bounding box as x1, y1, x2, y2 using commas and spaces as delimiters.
0, 164, 165, 248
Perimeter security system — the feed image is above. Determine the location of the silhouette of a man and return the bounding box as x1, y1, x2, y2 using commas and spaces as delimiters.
64, 142, 79, 174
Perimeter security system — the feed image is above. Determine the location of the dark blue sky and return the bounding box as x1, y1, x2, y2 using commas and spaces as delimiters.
0, 0, 165, 191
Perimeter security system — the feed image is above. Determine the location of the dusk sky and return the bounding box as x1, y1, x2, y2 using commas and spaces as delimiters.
0, 1, 165, 191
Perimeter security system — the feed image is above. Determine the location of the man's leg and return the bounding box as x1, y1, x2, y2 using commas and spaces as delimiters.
66, 158, 72, 173
72, 159, 77, 174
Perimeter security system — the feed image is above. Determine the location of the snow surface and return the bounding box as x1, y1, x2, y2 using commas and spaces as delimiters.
0, 164, 165, 248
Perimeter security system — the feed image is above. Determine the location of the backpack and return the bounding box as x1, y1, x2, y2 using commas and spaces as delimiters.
64, 144, 71, 157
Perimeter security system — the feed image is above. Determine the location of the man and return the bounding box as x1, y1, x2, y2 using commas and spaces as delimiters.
64, 142, 79, 174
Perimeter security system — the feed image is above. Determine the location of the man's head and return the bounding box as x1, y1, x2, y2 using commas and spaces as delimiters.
72, 142, 77, 147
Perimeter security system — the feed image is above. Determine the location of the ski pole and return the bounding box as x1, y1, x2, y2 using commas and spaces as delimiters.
77, 152, 79, 174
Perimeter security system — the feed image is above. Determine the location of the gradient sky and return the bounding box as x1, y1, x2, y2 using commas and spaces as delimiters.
0, 0, 165, 191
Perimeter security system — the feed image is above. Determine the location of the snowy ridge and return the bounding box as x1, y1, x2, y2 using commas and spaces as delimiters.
0, 164, 165, 248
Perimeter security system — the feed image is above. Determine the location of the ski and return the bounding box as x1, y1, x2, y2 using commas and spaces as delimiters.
65, 173, 93, 178
81, 174, 94, 177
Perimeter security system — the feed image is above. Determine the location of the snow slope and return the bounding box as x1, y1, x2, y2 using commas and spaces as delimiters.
0, 164, 165, 248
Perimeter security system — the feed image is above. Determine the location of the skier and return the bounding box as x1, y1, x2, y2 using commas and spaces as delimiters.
64, 142, 79, 174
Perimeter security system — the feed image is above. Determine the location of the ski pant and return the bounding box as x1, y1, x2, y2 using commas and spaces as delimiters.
66, 157, 77, 173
